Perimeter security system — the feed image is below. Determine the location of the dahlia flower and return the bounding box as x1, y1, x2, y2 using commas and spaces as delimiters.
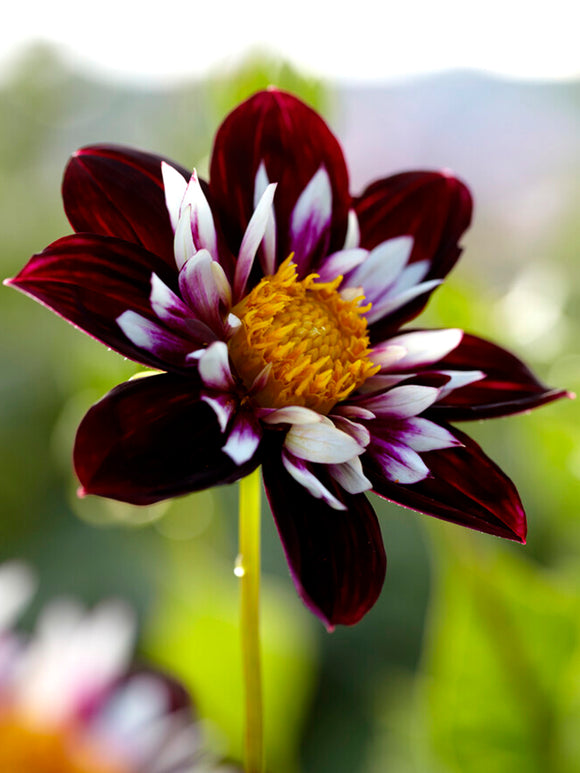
0, 561, 238, 772
6, 89, 566, 629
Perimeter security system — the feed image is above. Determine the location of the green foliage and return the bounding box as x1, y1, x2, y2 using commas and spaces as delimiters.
369, 531, 580, 773
144, 495, 318, 773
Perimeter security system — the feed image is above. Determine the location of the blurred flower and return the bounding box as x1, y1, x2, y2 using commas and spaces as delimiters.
0, 561, 239, 772
6, 89, 567, 629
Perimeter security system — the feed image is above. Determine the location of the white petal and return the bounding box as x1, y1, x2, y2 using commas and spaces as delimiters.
372, 441, 430, 484
329, 415, 371, 448
150, 273, 190, 321
362, 385, 440, 419
369, 342, 408, 371
254, 161, 270, 205
196, 341, 235, 391
263, 406, 323, 425
340, 286, 365, 303
254, 163, 277, 276
344, 236, 413, 299
173, 204, 196, 270
328, 456, 372, 495
178, 249, 232, 331
161, 161, 187, 233
332, 404, 376, 421
343, 208, 361, 249
234, 182, 277, 300
117, 311, 192, 358
19, 600, 135, 722
366, 278, 442, 324
289, 166, 332, 272
223, 414, 261, 465
201, 394, 236, 433
395, 417, 462, 452
93, 673, 168, 741
435, 369, 486, 399
181, 169, 218, 257
285, 420, 364, 464
282, 451, 346, 510
316, 248, 367, 283
355, 374, 412, 394
391, 258, 430, 293
385, 329, 463, 371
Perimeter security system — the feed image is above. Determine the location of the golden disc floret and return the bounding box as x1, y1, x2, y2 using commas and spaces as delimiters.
228, 258, 379, 414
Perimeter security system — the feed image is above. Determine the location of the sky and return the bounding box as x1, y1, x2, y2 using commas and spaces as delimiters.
1, 0, 578, 85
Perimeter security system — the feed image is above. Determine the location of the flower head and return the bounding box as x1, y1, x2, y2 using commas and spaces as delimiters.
0, 561, 239, 772
6, 89, 568, 629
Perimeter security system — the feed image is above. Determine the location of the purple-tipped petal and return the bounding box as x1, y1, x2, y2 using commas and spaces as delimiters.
149, 273, 218, 343
288, 166, 332, 275
63, 145, 190, 267
233, 182, 277, 301
195, 341, 236, 391
360, 385, 440, 419
342, 236, 413, 304
7, 234, 194, 372
425, 333, 570, 420
161, 160, 188, 233
253, 163, 278, 276
328, 456, 372, 495
378, 328, 463, 371
116, 310, 197, 365
284, 419, 365, 464
281, 450, 345, 510
223, 410, 262, 466
366, 435, 431, 484
180, 169, 219, 258
178, 249, 232, 335
354, 171, 472, 335
316, 247, 367, 282
262, 451, 386, 628
74, 373, 259, 505
209, 89, 350, 272
367, 424, 527, 542
390, 417, 462, 452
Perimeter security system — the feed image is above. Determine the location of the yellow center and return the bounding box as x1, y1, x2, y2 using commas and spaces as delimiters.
0, 713, 129, 773
228, 258, 379, 414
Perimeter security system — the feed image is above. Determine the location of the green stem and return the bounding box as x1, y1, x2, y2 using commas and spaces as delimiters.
237, 468, 263, 773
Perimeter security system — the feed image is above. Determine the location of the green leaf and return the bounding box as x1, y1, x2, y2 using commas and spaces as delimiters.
424, 531, 580, 773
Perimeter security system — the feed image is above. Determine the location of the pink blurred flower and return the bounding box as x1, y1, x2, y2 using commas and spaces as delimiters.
0, 562, 238, 772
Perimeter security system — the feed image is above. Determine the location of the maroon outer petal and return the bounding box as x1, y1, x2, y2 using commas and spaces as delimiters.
7, 233, 189, 372
262, 450, 386, 629
427, 332, 570, 420
354, 171, 472, 336
367, 424, 526, 542
209, 89, 350, 273
74, 373, 260, 505
63, 144, 191, 267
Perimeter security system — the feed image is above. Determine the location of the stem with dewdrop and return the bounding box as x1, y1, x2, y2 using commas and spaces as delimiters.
237, 467, 264, 773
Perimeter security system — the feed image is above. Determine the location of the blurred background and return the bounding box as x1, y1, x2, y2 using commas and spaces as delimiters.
1, 4, 579, 771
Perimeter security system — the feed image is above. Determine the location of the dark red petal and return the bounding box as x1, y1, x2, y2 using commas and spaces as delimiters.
74, 373, 260, 505
367, 424, 526, 542
262, 451, 386, 629
63, 144, 191, 267
7, 233, 189, 372
428, 332, 570, 420
209, 89, 350, 272
354, 171, 472, 335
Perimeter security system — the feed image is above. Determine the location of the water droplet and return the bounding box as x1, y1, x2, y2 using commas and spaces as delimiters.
234, 554, 245, 577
